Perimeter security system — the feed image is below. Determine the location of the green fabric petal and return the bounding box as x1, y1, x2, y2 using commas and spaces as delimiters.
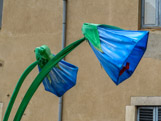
82, 23, 123, 52
82, 23, 102, 52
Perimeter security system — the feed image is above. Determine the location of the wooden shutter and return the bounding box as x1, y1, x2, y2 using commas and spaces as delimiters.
137, 107, 155, 121
158, 107, 161, 121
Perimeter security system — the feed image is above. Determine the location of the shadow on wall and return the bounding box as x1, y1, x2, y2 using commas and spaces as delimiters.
0, 60, 4, 67
144, 31, 161, 60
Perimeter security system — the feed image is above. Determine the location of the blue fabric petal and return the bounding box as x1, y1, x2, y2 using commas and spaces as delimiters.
39, 59, 78, 97
90, 26, 149, 85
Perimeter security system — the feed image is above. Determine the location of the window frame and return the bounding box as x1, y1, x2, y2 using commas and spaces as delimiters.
126, 97, 161, 121
141, 0, 161, 29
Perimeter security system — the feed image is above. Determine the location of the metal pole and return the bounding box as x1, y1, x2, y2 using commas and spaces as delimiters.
58, 0, 67, 121
62, 0, 67, 49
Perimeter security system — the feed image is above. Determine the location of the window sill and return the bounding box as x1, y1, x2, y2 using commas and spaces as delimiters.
140, 27, 161, 32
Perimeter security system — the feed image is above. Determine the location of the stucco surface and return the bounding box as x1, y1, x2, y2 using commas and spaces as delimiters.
0, 0, 63, 121
144, 31, 161, 60
63, 47, 161, 121
63, 1, 161, 121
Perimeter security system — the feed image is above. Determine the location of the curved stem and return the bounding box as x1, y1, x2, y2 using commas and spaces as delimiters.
3, 61, 38, 121
13, 37, 85, 121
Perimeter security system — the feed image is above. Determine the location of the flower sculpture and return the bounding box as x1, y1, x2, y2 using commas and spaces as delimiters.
35, 45, 78, 97
3, 23, 149, 121
82, 23, 149, 85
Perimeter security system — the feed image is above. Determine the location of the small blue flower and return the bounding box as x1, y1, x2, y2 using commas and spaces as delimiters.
35, 45, 78, 97
40, 59, 78, 97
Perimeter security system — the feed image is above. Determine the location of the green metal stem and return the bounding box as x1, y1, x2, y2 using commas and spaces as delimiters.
3, 61, 38, 121
13, 37, 86, 121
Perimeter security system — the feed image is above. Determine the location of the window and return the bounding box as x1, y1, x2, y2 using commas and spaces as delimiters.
125, 97, 161, 121
137, 107, 161, 121
141, 0, 161, 28
0, 0, 3, 29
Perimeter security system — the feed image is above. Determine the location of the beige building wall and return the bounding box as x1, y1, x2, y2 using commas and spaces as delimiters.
0, 0, 63, 121
64, 0, 161, 121
0, 0, 161, 121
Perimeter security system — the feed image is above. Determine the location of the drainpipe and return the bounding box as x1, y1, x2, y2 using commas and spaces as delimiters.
62, 0, 67, 49
58, 0, 67, 121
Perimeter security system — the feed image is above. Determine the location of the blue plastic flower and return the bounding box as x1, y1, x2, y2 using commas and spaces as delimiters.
40, 59, 78, 97
82, 23, 149, 85
35, 45, 78, 97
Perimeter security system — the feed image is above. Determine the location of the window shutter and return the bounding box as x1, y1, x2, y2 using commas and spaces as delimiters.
138, 107, 155, 121
158, 107, 161, 121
